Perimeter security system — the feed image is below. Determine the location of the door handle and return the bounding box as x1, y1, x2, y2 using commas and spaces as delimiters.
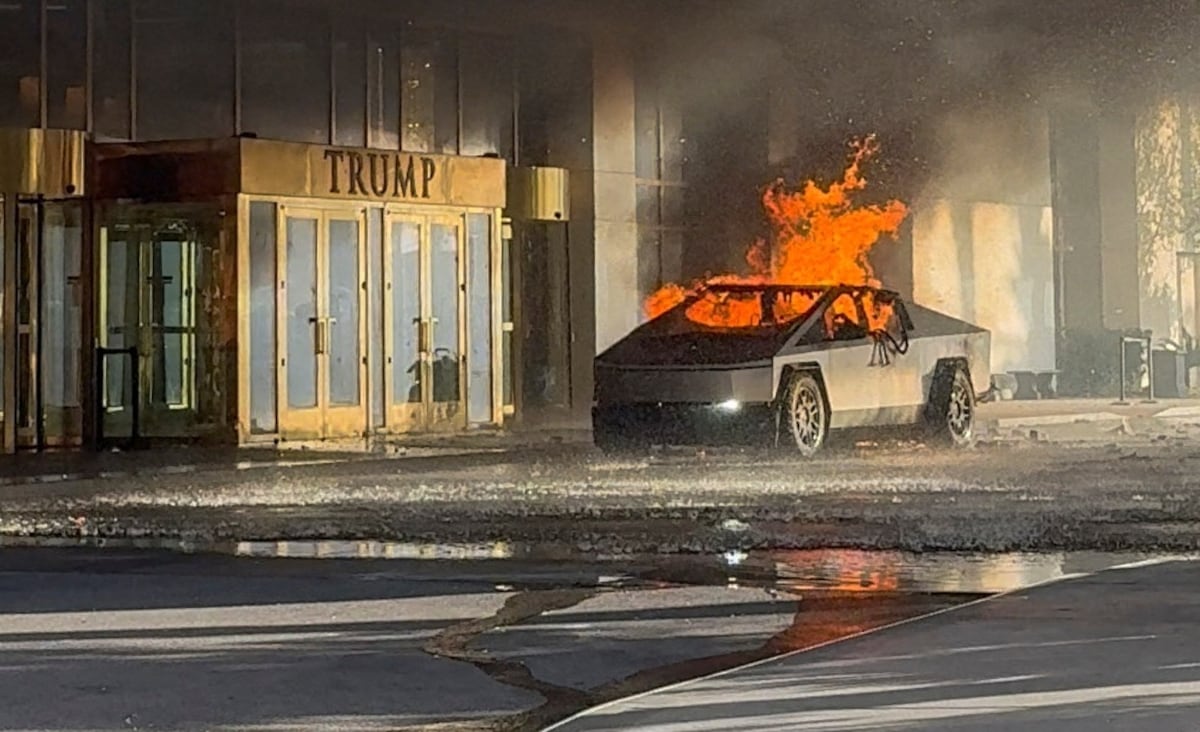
417, 319, 432, 357
310, 317, 327, 355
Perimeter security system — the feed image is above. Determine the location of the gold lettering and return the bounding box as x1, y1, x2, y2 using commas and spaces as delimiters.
421, 157, 437, 199
320, 148, 450, 201
323, 150, 345, 194
348, 152, 367, 195
394, 156, 417, 198
368, 153, 390, 196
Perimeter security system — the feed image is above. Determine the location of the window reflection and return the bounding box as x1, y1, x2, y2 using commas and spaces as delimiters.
430, 223, 460, 403
134, 0, 234, 140
367, 27, 401, 149
93, 0, 132, 140
517, 35, 592, 169
333, 17, 366, 147
401, 35, 458, 154
390, 221, 421, 405
248, 202, 277, 433
0, 1, 40, 127
0, 4, 537, 158
327, 219, 361, 407
461, 34, 514, 159
466, 214, 493, 422
241, 0, 330, 143
47, 0, 87, 130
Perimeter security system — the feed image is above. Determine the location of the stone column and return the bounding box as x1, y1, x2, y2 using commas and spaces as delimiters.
1097, 113, 1141, 332
590, 33, 640, 354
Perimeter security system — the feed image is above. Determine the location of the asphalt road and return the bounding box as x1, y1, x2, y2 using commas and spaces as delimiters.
1, 548, 968, 732
0, 548, 541, 731
550, 558, 1200, 732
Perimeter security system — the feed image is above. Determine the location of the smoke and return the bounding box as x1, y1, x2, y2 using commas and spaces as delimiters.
634, 0, 1200, 281
650, 0, 1200, 174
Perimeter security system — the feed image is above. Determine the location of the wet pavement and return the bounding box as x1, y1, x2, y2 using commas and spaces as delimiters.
2, 407, 1198, 728
0, 545, 1186, 731
551, 557, 1200, 732
6, 435, 1200, 554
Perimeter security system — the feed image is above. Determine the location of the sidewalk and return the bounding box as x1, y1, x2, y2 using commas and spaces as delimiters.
977, 397, 1200, 442
0, 428, 591, 487
0, 400, 1194, 488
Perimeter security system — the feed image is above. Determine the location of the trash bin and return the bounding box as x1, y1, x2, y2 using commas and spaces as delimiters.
1152, 349, 1188, 398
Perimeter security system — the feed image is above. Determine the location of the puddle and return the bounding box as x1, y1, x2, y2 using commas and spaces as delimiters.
0, 535, 527, 561
230, 539, 520, 561
752, 549, 1198, 595
3, 534, 1192, 597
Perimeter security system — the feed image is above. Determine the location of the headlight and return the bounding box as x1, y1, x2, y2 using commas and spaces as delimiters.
715, 398, 741, 413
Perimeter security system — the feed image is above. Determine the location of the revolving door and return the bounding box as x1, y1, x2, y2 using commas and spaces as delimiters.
97, 206, 228, 440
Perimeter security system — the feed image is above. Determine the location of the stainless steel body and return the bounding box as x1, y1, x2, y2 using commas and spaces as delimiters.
594, 284, 991, 445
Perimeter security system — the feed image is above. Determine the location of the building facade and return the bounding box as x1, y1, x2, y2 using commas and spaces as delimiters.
3, 1, 1194, 455
0, 0, 672, 452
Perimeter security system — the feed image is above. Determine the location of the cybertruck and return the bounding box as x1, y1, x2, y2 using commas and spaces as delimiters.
593, 284, 990, 455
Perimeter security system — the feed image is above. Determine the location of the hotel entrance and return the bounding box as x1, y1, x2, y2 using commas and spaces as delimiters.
236, 138, 507, 444
86, 137, 506, 446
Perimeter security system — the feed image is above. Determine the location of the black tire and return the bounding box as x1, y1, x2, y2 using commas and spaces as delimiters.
782, 372, 828, 457
927, 363, 976, 447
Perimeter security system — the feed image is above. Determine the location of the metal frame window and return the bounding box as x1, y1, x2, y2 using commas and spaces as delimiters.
0, 2, 519, 151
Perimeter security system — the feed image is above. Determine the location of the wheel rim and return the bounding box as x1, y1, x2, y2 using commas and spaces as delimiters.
947, 378, 973, 438
791, 383, 824, 451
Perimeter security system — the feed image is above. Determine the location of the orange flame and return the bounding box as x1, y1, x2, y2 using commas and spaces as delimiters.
644, 136, 909, 331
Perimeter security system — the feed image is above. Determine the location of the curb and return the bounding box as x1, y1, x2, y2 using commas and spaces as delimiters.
990, 412, 1126, 429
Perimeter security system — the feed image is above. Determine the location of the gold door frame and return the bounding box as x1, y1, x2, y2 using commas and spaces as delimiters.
382, 210, 424, 433
322, 208, 370, 437
383, 206, 467, 434
425, 212, 468, 433
275, 204, 368, 440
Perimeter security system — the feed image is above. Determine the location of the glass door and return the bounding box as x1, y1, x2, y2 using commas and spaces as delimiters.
99, 217, 207, 439
39, 203, 85, 445
384, 210, 466, 432
14, 202, 38, 445
276, 207, 367, 440
9, 200, 84, 449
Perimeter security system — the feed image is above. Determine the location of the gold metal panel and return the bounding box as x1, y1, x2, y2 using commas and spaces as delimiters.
0, 128, 86, 197
238, 139, 507, 208
507, 166, 571, 221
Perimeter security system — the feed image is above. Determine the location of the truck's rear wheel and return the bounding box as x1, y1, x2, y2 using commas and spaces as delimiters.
929, 364, 975, 447
784, 372, 828, 457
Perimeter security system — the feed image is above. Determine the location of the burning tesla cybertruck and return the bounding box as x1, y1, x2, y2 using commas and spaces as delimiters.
593, 283, 990, 455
